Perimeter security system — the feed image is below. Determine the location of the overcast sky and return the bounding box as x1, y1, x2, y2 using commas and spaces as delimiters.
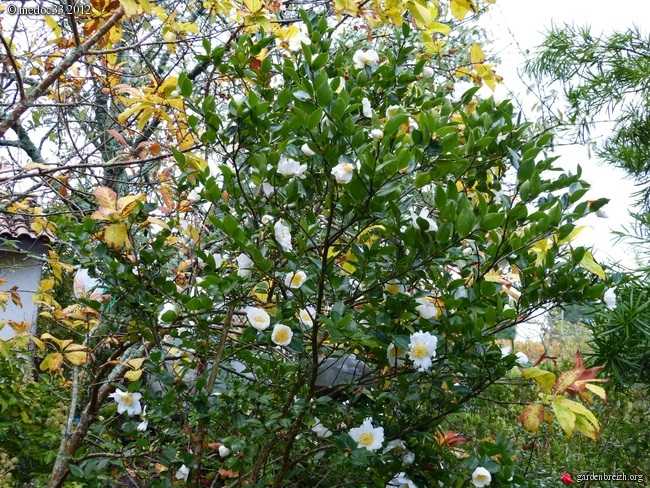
479, 0, 650, 268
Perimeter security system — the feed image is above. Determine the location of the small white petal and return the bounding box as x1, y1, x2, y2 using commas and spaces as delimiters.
301, 143, 316, 157
370, 129, 384, 140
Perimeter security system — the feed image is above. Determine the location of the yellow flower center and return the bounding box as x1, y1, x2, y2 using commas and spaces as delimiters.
122, 394, 133, 406
475, 474, 488, 482
385, 284, 399, 294
275, 329, 290, 343
254, 316, 266, 324
412, 343, 429, 359
359, 432, 374, 447
291, 274, 303, 287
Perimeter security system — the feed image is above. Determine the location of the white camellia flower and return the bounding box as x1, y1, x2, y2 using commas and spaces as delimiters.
176, 464, 190, 482
212, 253, 223, 268
603, 288, 616, 309
387, 342, 406, 366
299, 306, 316, 328
288, 32, 311, 52
353, 49, 379, 70
301, 143, 316, 157
331, 161, 355, 184
384, 280, 405, 295
277, 158, 307, 179
261, 215, 274, 225
218, 445, 231, 457
407, 330, 438, 371
312, 417, 333, 438
386, 104, 401, 119
271, 324, 293, 346
384, 438, 416, 465
285, 270, 307, 289
137, 406, 148, 431
158, 302, 180, 323
262, 182, 275, 196
387, 473, 417, 488
415, 297, 441, 320
471, 466, 492, 487
345, 39, 354, 49
349, 417, 384, 451
370, 129, 384, 140
245, 306, 271, 331
237, 253, 254, 278
270, 74, 284, 89
274, 220, 293, 252
515, 351, 529, 366
362, 97, 372, 118
412, 209, 438, 231
109, 390, 143, 417
421, 66, 434, 78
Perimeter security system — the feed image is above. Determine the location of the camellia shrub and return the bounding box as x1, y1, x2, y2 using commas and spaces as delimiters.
5, 6, 612, 488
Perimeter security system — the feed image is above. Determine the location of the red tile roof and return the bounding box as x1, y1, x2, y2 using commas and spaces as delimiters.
0, 212, 53, 243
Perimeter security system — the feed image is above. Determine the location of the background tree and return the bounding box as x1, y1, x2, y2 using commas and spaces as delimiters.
526, 25, 650, 206
527, 25, 650, 388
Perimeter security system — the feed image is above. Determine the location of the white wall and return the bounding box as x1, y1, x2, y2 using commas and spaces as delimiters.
0, 252, 44, 340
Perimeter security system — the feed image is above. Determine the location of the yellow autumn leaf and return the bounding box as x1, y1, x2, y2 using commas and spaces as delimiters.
450, 0, 476, 20
41, 352, 64, 372
44, 16, 61, 38
243, 0, 262, 12
127, 357, 147, 370
409, 0, 432, 27
552, 397, 576, 437
94, 187, 118, 210
521, 367, 556, 394
124, 369, 143, 382
109, 23, 123, 44
335, 0, 358, 16
22, 162, 53, 172
145, 216, 170, 230
555, 396, 601, 431
518, 403, 544, 434
39, 279, 55, 293
574, 414, 599, 440
529, 238, 552, 266
119, 0, 142, 17
140, 0, 152, 14
65, 351, 88, 366
585, 383, 607, 402
579, 251, 605, 280
476, 64, 497, 90
63, 342, 86, 352
427, 22, 451, 36
384, 0, 406, 25
41, 332, 64, 349
31, 336, 46, 351
105, 222, 128, 249
557, 225, 585, 245
554, 368, 583, 395
117, 194, 143, 216
470, 43, 485, 65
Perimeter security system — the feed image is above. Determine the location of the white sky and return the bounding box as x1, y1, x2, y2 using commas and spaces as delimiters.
479, 0, 650, 268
